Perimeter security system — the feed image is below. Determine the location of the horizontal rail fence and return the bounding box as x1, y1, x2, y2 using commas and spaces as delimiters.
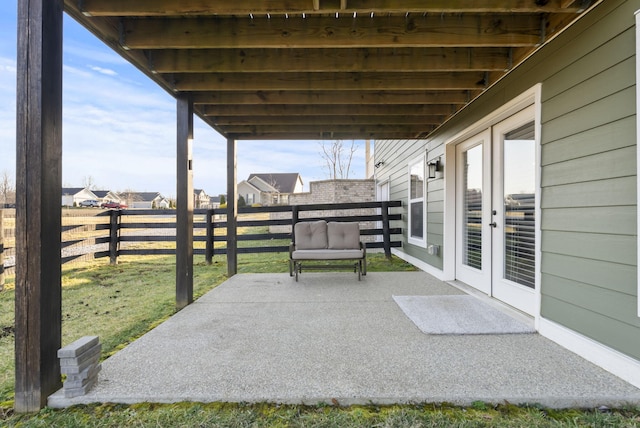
0, 202, 403, 276
112, 201, 402, 262
1, 209, 113, 281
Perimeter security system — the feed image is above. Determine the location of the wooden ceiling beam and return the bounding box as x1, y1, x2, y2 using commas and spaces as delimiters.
228, 131, 430, 140
149, 47, 511, 73
210, 115, 446, 126
201, 104, 457, 116
80, 0, 580, 16
219, 124, 432, 135
121, 15, 542, 49
191, 90, 478, 105
172, 72, 486, 91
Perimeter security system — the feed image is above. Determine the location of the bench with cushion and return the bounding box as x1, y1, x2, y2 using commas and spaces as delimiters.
289, 220, 366, 281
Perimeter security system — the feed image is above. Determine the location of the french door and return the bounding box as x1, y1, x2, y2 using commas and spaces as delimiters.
455, 107, 537, 315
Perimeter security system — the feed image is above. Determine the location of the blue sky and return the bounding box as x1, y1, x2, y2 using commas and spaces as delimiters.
0, 1, 366, 198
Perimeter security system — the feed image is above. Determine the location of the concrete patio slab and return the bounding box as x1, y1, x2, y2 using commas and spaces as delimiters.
49, 272, 640, 408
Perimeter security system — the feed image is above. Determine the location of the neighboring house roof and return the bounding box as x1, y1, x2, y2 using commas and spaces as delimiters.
125, 192, 164, 202
210, 196, 221, 203
92, 190, 109, 198
92, 190, 120, 199
194, 189, 207, 196
247, 173, 302, 193
247, 176, 279, 193
61, 187, 86, 196
238, 180, 263, 194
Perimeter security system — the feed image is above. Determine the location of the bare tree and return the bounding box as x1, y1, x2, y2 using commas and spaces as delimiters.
319, 140, 357, 179
0, 170, 15, 207
82, 175, 96, 190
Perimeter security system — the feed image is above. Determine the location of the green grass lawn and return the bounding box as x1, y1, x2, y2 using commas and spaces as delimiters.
1, 253, 639, 427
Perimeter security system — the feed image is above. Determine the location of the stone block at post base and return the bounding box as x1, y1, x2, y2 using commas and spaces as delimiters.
57, 336, 101, 398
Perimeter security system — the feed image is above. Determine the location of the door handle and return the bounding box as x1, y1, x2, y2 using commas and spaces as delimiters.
488, 222, 497, 228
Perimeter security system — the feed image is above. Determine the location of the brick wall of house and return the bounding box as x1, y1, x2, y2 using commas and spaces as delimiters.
270, 179, 377, 242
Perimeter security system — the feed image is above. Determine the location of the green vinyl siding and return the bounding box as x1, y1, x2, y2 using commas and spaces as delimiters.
542, 87, 635, 143
541, 116, 635, 166
542, 272, 639, 325
541, 176, 636, 209
376, 137, 443, 268
542, 253, 637, 296
541, 294, 640, 356
541, 146, 636, 187
541, 231, 637, 266
543, 206, 636, 235
537, 0, 639, 359
376, 0, 640, 361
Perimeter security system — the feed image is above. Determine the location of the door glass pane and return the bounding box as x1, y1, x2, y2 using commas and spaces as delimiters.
463, 145, 483, 269
503, 122, 535, 288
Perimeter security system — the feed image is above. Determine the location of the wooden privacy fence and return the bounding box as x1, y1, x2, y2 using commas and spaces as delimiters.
0, 202, 403, 279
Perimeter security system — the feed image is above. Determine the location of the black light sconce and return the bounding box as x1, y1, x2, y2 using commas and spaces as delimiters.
428, 158, 441, 179
374, 161, 385, 169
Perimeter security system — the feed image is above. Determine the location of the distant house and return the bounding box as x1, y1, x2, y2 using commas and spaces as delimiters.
123, 192, 170, 209
238, 173, 303, 206
209, 195, 222, 209
61, 187, 98, 207
92, 190, 123, 206
193, 189, 209, 209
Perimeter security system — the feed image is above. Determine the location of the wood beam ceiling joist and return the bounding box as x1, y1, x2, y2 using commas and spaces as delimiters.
171, 72, 487, 91
210, 115, 446, 126
227, 131, 427, 140
80, 0, 582, 16
218, 124, 434, 136
120, 15, 543, 50
148, 47, 512, 74
63, 0, 593, 141
190, 90, 478, 105
201, 104, 457, 117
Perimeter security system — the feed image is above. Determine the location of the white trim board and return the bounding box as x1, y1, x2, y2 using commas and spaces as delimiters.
539, 317, 640, 389
391, 248, 444, 280
635, 9, 640, 318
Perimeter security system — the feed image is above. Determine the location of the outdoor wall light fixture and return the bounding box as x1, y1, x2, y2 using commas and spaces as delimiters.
374, 161, 385, 168
428, 158, 441, 179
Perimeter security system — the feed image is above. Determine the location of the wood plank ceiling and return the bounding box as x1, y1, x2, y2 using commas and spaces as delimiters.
63, 0, 593, 140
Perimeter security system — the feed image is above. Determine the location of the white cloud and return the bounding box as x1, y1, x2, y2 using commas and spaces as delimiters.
89, 65, 118, 76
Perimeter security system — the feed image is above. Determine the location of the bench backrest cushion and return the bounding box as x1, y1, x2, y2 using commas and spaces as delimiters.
294, 220, 328, 250
327, 222, 360, 250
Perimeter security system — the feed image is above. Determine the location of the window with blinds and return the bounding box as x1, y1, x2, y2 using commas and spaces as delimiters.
503, 122, 536, 288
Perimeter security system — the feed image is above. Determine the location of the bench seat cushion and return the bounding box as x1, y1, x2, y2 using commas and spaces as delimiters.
327, 221, 360, 250
294, 220, 328, 250
292, 249, 364, 260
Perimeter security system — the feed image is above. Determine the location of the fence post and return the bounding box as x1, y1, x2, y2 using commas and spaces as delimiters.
109, 209, 120, 265
381, 201, 391, 259
205, 209, 214, 264
0, 210, 4, 291
291, 205, 299, 244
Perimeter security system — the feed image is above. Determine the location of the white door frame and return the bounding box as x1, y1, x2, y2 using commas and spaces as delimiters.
454, 130, 492, 294
490, 107, 537, 315
443, 85, 542, 320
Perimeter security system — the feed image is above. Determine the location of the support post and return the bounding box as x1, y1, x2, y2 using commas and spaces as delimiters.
205, 209, 214, 264
176, 95, 194, 309
0, 210, 4, 291
108, 209, 120, 265
382, 201, 391, 259
226, 138, 238, 277
15, 0, 63, 412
